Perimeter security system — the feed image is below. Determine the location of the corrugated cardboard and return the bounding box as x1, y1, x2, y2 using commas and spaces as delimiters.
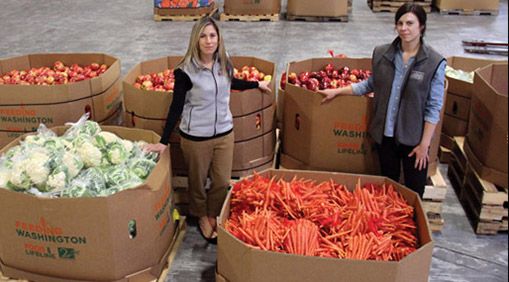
283, 58, 379, 175
0, 53, 121, 149
0, 103, 123, 149
442, 113, 468, 137
446, 57, 503, 98
435, 0, 499, 10
287, 0, 348, 17
444, 92, 470, 120
466, 63, 508, 188
230, 56, 275, 117
0, 126, 176, 281
233, 129, 275, 171
217, 169, 433, 282
233, 104, 275, 142
224, 0, 281, 15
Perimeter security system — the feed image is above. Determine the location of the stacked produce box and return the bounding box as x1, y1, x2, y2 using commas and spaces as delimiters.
434, 0, 499, 15
222, 0, 281, 19
0, 53, 122, 149
368, 0, 432, 13
448, 63, 508, 235
286, 0, 349, 21
439, 57, 501, 163
217, 169, 434, 282
153, 0, 216, 21
0, 122, 177, 281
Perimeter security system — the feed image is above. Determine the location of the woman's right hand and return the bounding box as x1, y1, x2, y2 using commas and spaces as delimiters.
143, 143, 168, 155
318, 88, 339, 104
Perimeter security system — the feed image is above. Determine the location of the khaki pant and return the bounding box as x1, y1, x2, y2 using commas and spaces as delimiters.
180, 131, 234, 217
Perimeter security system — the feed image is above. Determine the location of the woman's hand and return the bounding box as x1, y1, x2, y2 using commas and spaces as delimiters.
408, 144, 429, 171
258, 80, 272, 93
318, 88, 339, 104
144, 143, 168, 155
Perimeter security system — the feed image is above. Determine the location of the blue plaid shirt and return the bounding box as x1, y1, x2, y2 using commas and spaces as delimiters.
352, 50, 446, 138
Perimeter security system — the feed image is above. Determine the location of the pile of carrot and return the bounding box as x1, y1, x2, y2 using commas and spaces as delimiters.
225, 174, 418, 261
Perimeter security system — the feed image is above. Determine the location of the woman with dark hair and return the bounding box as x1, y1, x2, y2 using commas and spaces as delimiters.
145, 16, 271, 243
319, 3, 446, 198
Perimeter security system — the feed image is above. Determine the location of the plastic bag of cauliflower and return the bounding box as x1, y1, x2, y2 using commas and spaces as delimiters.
0, 114, 159, 198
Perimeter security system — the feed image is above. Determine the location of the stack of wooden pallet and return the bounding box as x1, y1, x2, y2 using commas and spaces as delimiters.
448, 137, 508, 235
422, 170, 448, 232
367, 0, 432, 13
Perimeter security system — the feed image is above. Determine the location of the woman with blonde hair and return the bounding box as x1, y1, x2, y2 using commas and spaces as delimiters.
145, 16, 271, 243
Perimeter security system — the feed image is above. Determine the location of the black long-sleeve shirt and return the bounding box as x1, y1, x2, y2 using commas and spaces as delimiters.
160, 68, 259, 144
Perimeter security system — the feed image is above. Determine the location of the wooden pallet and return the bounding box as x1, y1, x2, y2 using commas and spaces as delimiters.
427, 212, 445, 232
423, 168, 448, 201
154, 6, 218, 21
438, 8, 498, 16
219, 13, 279, 22
0, 218, 187, 282
286, 14, 348, 22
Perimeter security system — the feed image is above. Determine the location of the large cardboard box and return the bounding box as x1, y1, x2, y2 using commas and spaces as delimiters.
465, 63, 508, 188
0, 53, 122, 149
283, 58, 379, 175
446, 57, 502, 98
435, 0, 499, 11
287, 0, 348, 17
217, 169, 433, 282
223, 0, 281, 15
0, 126, 177, 281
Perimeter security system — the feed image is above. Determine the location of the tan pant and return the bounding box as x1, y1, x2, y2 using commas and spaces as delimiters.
180, 131, 234, 217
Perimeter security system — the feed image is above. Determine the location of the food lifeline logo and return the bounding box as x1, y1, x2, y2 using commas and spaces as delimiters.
333, 115, 369, 155
15, 217, 87, 245
16, 217, 85, 259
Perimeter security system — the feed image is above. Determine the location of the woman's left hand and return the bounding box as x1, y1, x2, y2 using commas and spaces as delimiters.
408, 144, 429, 171
258, 80, 272, 93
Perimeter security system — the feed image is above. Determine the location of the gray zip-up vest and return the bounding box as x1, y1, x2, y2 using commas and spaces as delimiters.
179, 58, 233, 137
370, 38, 445, 146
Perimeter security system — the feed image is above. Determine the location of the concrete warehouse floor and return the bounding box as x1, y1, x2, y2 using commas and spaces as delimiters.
0, 1, 507, 282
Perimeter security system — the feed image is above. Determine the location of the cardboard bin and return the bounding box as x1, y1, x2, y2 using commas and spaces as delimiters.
224, 0, 281, 15
287, 0, 348, 17
217, 169, 433, 282
435, 0, 499, 11
0, 126, 176, 281
282, 57, 379, 175
0, 53, 122, 149
465, 63, 508, 188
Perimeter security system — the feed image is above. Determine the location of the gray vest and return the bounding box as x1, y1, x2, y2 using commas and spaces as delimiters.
179, 58, 233, 137
370, 38, 445, 146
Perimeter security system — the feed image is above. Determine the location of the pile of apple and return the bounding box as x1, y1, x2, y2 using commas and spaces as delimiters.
0, 61, 108, 86
233, 66, 272, 82
280, 64, 371, 92
133, 69, 175, 92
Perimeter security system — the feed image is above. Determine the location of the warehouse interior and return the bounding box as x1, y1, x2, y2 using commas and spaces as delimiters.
0, 0, 507, 282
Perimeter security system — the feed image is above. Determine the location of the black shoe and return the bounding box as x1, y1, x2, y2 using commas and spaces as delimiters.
197, 225, 217, 244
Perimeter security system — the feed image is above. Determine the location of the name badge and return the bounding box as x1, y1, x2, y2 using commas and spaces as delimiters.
410, 71, 425, 81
